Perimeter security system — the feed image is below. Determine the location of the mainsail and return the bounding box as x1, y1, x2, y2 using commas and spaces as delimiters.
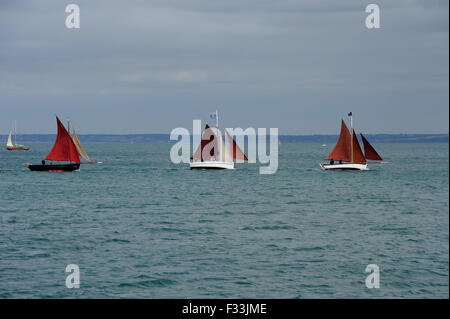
7, 131, 13, 148
72, 129, 91, 162
360, 133, 382, 161
325, 120, 352, 162
225, 130, 248, 162
351, 129, 366, 164
45, 117, 80, 163
192, 125, 249, 163
193, 124, 220, 161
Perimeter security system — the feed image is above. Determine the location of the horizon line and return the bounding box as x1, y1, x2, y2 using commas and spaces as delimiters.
2, 133, 449, 136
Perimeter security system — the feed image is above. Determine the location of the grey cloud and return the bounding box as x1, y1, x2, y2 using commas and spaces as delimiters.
0, 0, 448, 134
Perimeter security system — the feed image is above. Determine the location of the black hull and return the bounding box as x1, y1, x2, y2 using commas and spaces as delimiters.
28, 163, 80, 172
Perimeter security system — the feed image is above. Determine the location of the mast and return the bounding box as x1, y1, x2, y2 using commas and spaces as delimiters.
215, 109, 219, 130
349, 112, 353, 162
14, 120, 17, 147
215, 110, 220, 161
67, 118, 71, 163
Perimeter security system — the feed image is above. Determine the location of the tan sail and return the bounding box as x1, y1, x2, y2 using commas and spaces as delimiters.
72, 129, 91, 162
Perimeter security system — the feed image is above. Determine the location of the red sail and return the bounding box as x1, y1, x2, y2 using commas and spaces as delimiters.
351, 130, 366, 164
225, 130, 248, 161
325, 120, 351, 161
192, 124, 219, 161
45, 117, 80, 163
360, 133, 382, 161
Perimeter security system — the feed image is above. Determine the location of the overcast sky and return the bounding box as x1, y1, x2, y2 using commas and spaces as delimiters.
0, 0, 448, 134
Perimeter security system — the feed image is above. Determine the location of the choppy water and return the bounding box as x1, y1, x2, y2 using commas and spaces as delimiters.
0, 143, 448, 298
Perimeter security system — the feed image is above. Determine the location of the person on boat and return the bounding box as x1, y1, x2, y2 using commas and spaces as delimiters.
42, 160, 45, 165
339, 160, 342, 164
330, 159, 334, 165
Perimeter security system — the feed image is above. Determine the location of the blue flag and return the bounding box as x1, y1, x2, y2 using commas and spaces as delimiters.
210, 113, 216, 119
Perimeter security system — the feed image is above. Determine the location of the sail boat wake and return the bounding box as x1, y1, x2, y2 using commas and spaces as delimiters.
6, 120, 29, 151
320, 112, 383, 171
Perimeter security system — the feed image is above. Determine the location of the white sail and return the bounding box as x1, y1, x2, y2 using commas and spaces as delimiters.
7, 131, 13, 147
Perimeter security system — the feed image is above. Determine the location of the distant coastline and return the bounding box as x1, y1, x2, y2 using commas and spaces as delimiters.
0, 134, 448, 144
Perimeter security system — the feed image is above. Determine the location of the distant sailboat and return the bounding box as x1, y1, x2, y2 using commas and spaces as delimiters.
190, 110, 248, 170
6, 120, 29, 151
320, 112, 383, 171
26, 116, 80, 172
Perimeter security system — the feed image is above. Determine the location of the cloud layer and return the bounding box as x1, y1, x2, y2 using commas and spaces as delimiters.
0, 0, 448, 133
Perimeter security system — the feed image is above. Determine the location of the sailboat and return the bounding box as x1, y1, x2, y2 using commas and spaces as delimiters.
6, 120, 29, 151
26, 116, 80, 172
320, 112, 383, 171
190, 110, 248, 170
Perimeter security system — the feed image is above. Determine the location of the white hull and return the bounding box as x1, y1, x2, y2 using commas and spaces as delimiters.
320, 163, 368, 171
190, 161, 234, 170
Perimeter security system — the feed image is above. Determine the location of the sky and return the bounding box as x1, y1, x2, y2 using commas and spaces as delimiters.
0, 0, 448, 134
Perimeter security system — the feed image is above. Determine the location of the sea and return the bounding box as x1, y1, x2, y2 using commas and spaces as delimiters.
0, 143, 448, 298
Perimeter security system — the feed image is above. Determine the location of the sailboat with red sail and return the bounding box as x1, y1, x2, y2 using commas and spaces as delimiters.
26, 116, 81, 172
190, 110, 248, 170
320, 112, 383, 170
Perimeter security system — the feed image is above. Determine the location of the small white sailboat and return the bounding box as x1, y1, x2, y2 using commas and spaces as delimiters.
320, 112, 383, 171
6, 120, 29, 151
190, 110, 248, 170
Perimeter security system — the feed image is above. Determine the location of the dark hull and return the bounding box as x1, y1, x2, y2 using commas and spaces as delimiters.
7, 147, 30, 151
28, 163, 80, 172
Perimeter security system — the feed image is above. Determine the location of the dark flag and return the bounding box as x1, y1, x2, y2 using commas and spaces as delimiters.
348, 112, 352, 116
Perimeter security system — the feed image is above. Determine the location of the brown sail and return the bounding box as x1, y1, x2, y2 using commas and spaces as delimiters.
360, 133, 382, 161
351, 130, 366, 164
192, 124, 219, 161
225, 130, 248, 162
326, 120, 351, 162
